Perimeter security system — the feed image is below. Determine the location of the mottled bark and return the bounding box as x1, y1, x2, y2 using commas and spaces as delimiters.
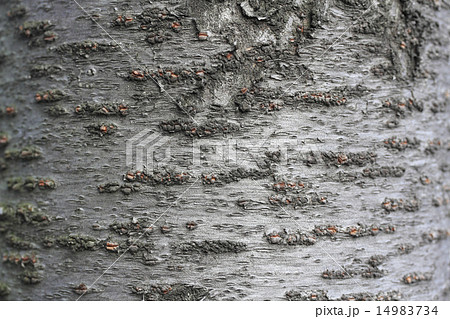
0, 0, 449, 301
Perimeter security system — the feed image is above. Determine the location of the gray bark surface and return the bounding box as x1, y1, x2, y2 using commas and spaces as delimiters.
0, 0, 449, 301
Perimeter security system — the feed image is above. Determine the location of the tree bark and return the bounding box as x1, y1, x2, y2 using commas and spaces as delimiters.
0, 0, 449, 300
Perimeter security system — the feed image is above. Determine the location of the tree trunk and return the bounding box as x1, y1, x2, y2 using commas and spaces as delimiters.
0, 0, 449, 301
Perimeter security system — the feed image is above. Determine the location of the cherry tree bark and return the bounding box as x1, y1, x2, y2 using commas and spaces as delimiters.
0, 0, 449, 300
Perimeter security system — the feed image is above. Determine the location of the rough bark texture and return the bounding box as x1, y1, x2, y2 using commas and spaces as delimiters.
0, 0, 449, 301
